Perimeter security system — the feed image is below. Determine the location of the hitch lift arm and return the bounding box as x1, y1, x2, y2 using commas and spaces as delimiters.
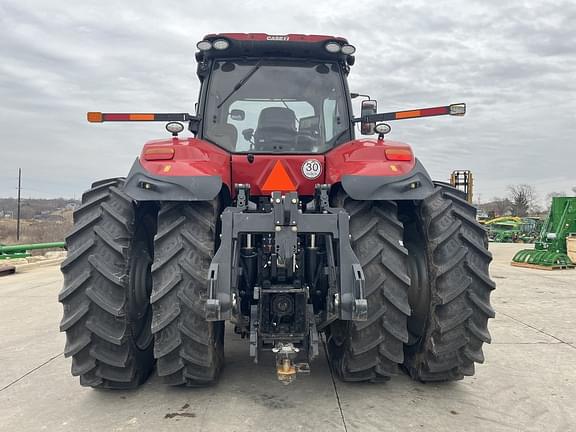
206, 185, 367, 323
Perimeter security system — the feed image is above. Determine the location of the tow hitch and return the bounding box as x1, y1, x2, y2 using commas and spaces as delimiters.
273, 343, 312, 385
208, 185, 367, 382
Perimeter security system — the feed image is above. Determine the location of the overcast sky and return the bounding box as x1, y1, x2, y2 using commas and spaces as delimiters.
0, 0, 574, 204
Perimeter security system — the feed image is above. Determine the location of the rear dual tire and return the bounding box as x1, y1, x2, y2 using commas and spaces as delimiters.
327, 192, 411, 382
402, 185, 496, 381
59, 179, 155, 388
151, 202, 224, 386
60, 182, 224, 388
327, 187, 495, 383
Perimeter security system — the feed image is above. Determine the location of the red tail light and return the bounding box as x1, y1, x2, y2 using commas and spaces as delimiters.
143, 147, 175, 161
385, 148, 413, 161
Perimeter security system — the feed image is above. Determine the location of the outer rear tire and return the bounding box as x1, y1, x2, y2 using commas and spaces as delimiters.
59, 179, 155, 389
151, 201, 224, 386
327, 193, 411, 382
402, 186, 496, 381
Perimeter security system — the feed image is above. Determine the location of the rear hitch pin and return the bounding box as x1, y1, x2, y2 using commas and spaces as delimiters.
272, 343, 300, 385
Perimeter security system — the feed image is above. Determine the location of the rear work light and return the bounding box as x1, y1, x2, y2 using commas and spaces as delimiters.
385, 148, 413, 161
165, 121, 184, 135
325, 42, 341, 53
143, 147, 175, 161
374, 123, 391, 135
212, 39, 230, 50
324, 42, 356, 54
341, 44, 356, 55
196, 40, 212, 51
196, 39, 230, 51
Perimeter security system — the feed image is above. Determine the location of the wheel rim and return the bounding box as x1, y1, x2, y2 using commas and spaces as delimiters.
406, 238, 431, 344
129, 243, 153, 351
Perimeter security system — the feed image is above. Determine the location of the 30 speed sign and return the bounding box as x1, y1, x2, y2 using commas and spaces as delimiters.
301, 159, 322, 180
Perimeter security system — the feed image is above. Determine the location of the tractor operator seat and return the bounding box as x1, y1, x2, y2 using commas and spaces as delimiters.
253, 107, 297, 151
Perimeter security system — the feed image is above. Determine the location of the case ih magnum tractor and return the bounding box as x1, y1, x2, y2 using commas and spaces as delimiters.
59, 33, 495, 388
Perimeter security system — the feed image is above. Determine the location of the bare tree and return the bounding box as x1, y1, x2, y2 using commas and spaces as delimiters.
490, 197, 513, 216
507, 184, 537, 216
572, 186, 576, 196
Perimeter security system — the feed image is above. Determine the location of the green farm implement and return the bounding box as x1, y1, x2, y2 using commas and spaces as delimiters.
0, 242, 66, 260
512, 197, 576, 269
485, 217, 540, 243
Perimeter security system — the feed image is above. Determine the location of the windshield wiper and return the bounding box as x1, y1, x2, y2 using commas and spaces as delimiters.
216, 61, 262, 109
280, 99, 299, 126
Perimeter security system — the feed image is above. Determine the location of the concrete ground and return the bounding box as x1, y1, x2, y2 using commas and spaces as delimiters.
1, 243, 575, 432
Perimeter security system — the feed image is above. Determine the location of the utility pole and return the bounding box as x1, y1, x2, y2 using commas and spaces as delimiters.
16, 168, 21, 242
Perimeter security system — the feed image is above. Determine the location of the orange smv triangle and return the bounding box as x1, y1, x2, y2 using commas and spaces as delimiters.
261, 160, 296, 192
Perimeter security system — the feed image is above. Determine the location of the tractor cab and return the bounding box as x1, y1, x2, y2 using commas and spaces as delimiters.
194, 34, 356, 154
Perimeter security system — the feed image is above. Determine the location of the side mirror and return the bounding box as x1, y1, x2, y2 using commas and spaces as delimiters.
360, 100, 377, 135
299, 115, 320, 133
230, 109, 245, 121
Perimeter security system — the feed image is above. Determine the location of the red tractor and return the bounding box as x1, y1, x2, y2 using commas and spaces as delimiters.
60, 33, 495, 388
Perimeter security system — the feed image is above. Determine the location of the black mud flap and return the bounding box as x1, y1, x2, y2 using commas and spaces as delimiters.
341, 158, 435, 201
122, 158, 222, 202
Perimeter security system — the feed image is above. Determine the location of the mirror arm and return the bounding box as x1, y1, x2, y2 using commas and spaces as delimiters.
350, 93, 370, 100
353, 112, 396, 123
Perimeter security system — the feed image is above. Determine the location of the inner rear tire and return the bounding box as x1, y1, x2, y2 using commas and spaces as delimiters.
59, 179, 155, 389
327, 192, 411, 382
151, 201, 224, 386
401, 185, 496, 381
